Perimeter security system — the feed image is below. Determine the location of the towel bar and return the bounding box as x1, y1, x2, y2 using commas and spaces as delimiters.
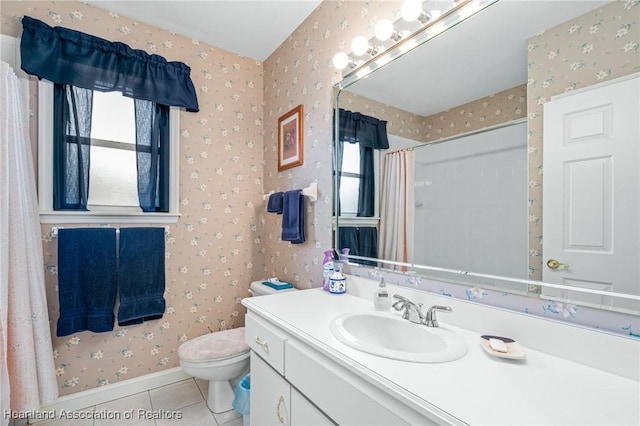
50, 226, 170, 238
263, 181, 318, 203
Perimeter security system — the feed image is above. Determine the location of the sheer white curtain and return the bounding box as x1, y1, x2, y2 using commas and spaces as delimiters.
379, 149, 415, 270
1, 61, 58, 421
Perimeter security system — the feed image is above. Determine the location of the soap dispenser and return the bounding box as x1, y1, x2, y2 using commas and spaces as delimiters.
373, 277, 392, 311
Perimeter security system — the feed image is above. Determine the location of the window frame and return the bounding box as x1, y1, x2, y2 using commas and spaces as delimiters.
337, 141, 380, 227
38, 80, 181, 224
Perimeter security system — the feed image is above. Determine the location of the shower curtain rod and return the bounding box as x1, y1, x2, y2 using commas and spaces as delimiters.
410, 117, 527, 151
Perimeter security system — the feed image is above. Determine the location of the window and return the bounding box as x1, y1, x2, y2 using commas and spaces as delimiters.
337, 141, 380, 225
89, 91, 139, 210
338, 142, 363, 215
38, 80, 181, 224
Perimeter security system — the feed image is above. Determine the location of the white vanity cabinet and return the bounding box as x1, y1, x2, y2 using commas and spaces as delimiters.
245, 311, 435, 426
243, 285, 640, 426
250, 352, 333, 426
246, 312, 333, 426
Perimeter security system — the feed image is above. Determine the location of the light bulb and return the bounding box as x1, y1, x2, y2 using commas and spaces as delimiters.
332, 52, 349, 70
401, 0, 424, 22
375, 19, 394, 41
351, 36, 370, 56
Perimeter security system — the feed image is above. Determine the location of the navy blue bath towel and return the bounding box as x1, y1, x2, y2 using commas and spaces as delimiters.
281, 189, 305, 244
117, 227, 166, 326
57, 228, 117, 336
267, 191, 284, 214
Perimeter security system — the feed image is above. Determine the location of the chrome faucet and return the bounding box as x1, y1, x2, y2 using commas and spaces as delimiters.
392, 295, 424, 324
424, 305, 452, 327
392, 294, 452, 327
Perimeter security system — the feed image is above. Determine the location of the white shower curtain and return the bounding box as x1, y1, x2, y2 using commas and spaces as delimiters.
0, 61, 58, 421
379, 149, 415, 270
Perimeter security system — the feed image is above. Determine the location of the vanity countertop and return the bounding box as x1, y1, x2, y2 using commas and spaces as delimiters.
242, 285, 639, 425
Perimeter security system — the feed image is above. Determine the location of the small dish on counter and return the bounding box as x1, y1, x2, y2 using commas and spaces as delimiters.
480, 335, 526, 360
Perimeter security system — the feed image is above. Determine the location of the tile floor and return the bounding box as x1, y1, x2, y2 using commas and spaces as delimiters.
14, 378, 244, 426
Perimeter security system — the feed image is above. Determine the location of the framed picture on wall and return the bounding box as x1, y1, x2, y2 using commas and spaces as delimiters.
277, 104, 304, 171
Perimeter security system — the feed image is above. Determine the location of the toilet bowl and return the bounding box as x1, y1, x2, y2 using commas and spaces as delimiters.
178, 327, 250, 413
178, 280, 297, 413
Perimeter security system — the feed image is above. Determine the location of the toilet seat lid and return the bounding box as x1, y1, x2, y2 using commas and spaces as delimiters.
178, 327, 249, 362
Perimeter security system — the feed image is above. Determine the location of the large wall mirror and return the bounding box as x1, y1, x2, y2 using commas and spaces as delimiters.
334, 0, 639, 316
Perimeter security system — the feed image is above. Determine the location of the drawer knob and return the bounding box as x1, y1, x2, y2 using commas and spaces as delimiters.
255, 336, 269, 352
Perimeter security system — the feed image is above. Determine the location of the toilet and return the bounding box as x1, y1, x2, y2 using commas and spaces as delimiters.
178, 280, 296, 413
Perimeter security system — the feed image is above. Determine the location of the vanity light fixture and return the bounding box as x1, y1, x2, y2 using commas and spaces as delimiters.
332, 51, 361, 70
401, 0, 432, 24
374, 19, 403, 42
351, 36, 380, 57
332, 0, 495, 77
332, 0, 440, 72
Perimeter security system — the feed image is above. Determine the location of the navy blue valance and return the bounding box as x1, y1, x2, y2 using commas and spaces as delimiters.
336, 108, 389, 149
20, 16, 199, 112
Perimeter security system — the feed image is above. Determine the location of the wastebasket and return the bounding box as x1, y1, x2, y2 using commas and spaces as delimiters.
232, 374, 250, 426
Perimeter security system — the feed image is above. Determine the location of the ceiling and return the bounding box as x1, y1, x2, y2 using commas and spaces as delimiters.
83, 1, 610, 115
344, 1, 610, 117
85, 0, 322, 61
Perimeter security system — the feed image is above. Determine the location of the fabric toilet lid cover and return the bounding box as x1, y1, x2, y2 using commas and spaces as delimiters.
178, 327, 249, 362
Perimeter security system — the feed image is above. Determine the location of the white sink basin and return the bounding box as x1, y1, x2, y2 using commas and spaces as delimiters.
330, 312, 467, 363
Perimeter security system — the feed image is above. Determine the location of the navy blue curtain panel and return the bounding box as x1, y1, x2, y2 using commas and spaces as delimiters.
336, 108, 390, 149
338, 226, 378, 267
53, 84, 92, 210
134, 99, 170, 212
57, 228, 117, 336
20, 16, 199, 112
358, 145, 375, 217
117, 228, 166, 326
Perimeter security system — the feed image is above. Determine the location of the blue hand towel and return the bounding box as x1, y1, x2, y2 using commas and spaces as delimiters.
57, 228, 117, 336
117, 227, 166, 326
281, 189, 305, 244
267, 192, 284, 214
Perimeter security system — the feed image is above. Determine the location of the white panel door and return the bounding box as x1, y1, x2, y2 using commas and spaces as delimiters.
542, 74, 639, 311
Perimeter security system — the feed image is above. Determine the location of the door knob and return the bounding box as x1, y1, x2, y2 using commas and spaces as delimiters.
546, 259, 569, 270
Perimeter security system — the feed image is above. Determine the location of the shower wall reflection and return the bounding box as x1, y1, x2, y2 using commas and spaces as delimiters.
407, 121, 527, 279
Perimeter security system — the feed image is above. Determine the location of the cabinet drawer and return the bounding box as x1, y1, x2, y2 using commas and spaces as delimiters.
245, 312, 287, 374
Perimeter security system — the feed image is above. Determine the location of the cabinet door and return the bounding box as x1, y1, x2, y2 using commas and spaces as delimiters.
250, 352, 290, 425
291, 389, 334, 426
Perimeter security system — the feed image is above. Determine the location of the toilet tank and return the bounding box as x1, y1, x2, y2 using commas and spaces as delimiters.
249, 280, 297, 297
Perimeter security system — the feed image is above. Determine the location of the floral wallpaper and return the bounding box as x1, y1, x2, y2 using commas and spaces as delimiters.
1, 0, 637, 400
419, 84, 526, 143
347, 263, 640, 338
338, 79, 526, 143
260, 0, 402, 287
1, 0, 267, 396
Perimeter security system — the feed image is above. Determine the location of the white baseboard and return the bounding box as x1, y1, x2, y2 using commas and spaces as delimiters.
37, 367, 192, 418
